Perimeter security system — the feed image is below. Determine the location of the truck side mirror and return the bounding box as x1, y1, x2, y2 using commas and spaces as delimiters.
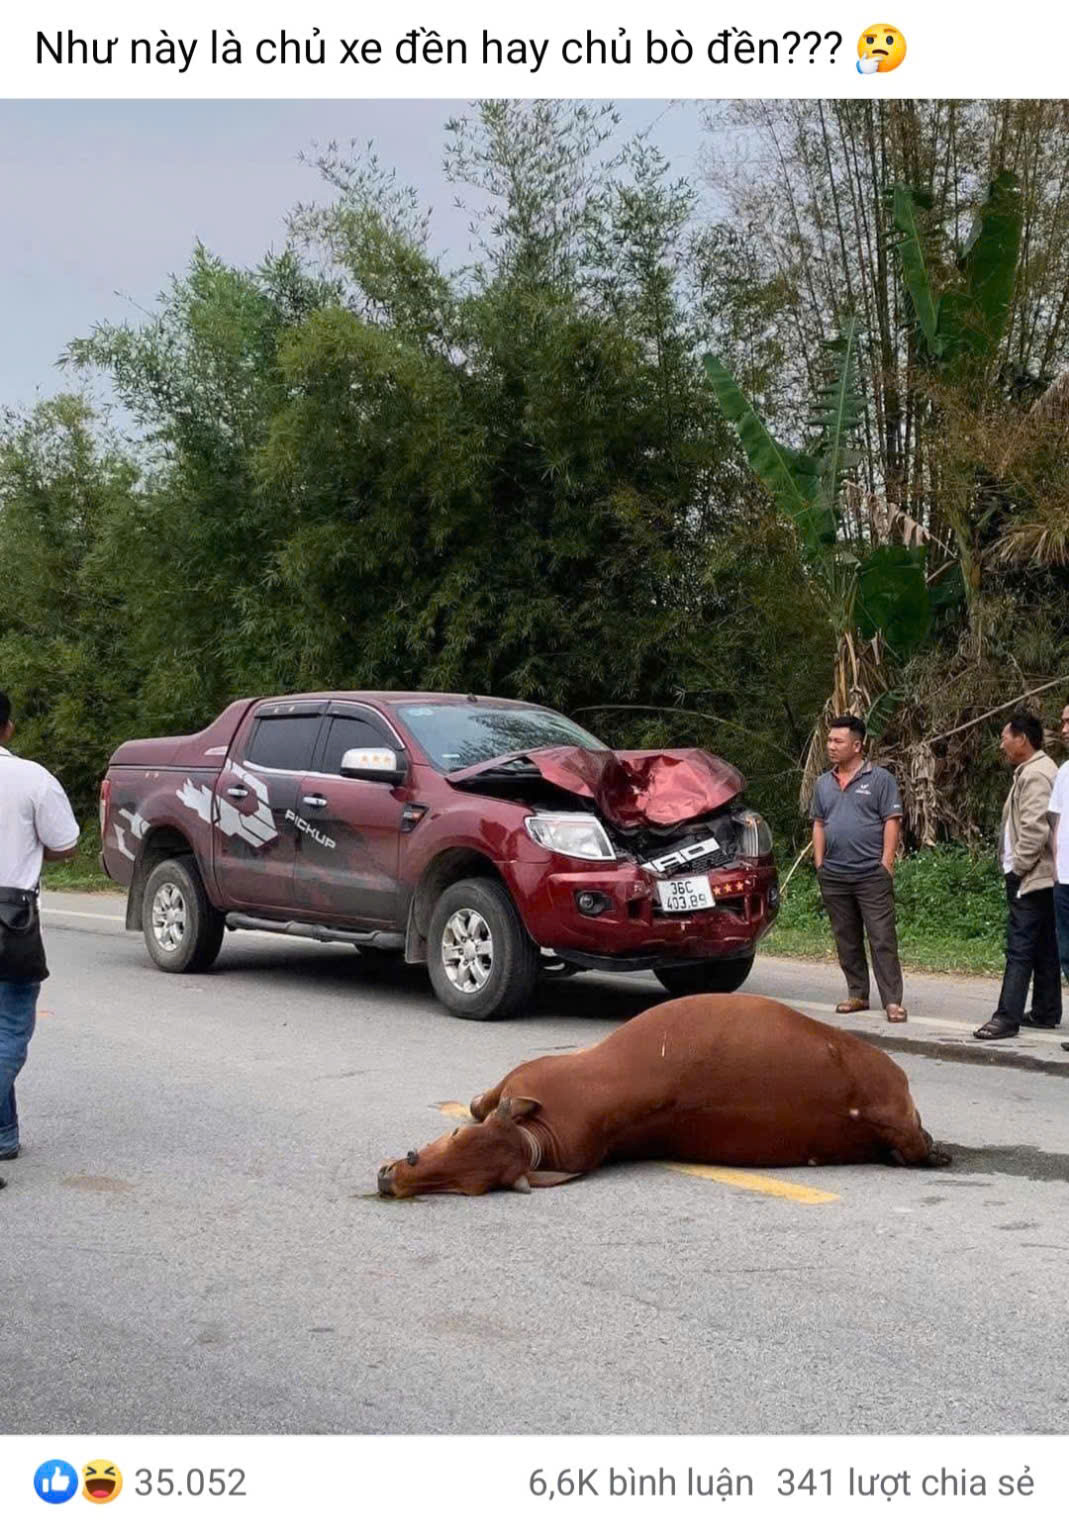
339, 746, 407, 786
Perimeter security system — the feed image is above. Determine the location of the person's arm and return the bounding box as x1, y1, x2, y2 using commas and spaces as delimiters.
1012, 768, 1055, 876
882, 815, 901, 872
43, 844, 78, 863
812, 819, 826, 869
35, 776, 81, 866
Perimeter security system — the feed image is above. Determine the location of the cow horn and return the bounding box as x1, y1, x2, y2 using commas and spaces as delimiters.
496, 1096, 541, 1121
509, 1174, 532, 1193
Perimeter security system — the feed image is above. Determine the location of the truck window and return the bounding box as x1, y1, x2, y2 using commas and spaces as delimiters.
245, 715, 323, 772
319, 716, 393, 775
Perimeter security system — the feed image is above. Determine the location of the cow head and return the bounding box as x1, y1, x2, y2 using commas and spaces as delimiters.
377, 1097, 544, 1198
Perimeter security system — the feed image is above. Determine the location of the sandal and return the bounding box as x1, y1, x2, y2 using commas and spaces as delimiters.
835, 998, 869, 1013
885, 1005, 908, 1023
973, 1019, 1018, 1040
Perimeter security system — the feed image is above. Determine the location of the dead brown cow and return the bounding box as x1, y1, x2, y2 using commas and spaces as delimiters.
376, 994, 950, 1197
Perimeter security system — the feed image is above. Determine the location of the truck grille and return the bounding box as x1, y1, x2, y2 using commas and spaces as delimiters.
638, 815, 739, 879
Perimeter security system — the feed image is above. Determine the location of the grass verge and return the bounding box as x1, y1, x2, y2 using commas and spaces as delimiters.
41, 826, 113, 893
766, 844, 1006, 977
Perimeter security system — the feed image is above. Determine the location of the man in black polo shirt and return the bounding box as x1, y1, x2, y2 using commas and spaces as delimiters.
810, 714, 907, 1023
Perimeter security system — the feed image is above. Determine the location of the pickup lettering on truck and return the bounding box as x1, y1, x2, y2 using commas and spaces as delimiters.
100, 692, 779, 1019
284, 809, 336, 851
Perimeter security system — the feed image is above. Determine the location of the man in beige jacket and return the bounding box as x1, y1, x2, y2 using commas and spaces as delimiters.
974, 712, 1060, 1040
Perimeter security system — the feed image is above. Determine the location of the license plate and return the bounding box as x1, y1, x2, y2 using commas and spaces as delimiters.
656, 875, 715, 913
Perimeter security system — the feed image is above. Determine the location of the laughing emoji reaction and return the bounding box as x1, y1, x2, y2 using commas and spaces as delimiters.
857, 24, 906, 73
82, 1460, 122, 1503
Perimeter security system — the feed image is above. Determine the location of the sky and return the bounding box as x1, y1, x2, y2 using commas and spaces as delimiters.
0, 99, 714, 415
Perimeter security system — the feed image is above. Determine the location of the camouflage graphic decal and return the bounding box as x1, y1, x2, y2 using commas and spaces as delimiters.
177, 758, 279, 848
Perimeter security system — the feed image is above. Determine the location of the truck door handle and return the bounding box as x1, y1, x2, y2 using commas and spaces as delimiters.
226, 786, 249, 799
302, 795, 327, 808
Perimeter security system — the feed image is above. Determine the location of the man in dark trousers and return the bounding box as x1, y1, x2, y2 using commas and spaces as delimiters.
1048, 699, 1069, 1053
810, 714, 907, 1023
974, 712, 1060, 1041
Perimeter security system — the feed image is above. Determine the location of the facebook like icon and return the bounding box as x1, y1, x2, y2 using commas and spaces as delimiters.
35, 1461, 79, 1504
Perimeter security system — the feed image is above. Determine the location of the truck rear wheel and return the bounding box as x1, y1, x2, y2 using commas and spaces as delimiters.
427, 877, 538, 1020
654, 953, 754, 997
143, 857, 225, 974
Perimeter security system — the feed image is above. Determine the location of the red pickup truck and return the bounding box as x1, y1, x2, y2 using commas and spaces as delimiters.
100, 692, 779, 1018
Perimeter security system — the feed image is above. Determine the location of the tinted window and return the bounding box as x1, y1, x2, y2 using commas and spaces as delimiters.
246, 716, 322, 772
320, 716, 393, 775
396, 704, 607, 770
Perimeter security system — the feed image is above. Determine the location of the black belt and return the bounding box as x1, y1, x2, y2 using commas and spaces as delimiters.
0, 885, 38, 905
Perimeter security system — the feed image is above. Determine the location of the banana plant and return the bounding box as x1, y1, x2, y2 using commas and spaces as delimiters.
704, 319, 930, 668
705, 321, 930, 793
893, 171, 1022, 382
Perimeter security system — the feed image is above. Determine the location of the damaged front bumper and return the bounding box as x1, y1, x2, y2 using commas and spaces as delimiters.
506, 855, 780, 971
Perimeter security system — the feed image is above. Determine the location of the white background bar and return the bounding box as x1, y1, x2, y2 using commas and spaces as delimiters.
2, 3, 1065, 99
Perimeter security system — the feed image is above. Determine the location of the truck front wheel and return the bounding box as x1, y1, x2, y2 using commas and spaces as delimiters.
143, 857, 225, 974
427, 877, 538, 1020
654, 953, 755, 997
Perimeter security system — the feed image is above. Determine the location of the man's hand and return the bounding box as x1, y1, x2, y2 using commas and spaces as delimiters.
43, 843, 78, 863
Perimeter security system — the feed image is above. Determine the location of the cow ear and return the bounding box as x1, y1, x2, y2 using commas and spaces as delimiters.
527, 1170, 582, 1189
496, 1095, 541, 1121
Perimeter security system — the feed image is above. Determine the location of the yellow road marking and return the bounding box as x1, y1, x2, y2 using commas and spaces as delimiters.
437, 1104, 839, 1203
660, 1162, 840, 1203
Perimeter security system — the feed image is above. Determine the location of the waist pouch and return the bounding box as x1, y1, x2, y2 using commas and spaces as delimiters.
0, 886, 48, 983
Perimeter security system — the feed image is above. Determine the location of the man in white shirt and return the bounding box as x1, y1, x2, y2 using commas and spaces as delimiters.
1048, 699, 1069, 1054
0, 691, 80, 1173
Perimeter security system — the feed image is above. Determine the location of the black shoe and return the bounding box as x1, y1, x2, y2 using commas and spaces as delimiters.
1062, 1041, 1069, 1052
974, 1019, 1019, 1040
1022, 1011, 1061, 1029
0, 1148, 19, 1162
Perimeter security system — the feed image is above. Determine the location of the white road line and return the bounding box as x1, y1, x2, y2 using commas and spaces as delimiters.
42, 906, 126, 923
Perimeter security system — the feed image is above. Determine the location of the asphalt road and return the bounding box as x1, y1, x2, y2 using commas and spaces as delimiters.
2, 904, 1068, 1435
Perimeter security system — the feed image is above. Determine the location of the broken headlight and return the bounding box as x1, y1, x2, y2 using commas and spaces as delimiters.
732, 809, 773, 858
524, 813, 616, 862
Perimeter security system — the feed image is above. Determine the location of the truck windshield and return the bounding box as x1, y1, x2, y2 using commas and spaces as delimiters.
396, 704, 608, 771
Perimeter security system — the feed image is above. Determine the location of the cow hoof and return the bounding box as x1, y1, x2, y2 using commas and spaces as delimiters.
924, 1146, 953, 1168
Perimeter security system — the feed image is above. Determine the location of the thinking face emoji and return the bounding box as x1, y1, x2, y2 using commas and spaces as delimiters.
82, 1461, 122, 1503
857, 24, 906, 72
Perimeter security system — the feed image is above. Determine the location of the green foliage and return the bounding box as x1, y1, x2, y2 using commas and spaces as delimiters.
707, 327, 932, 663
0, 396, 143, 812
864, 687, 906, 742
894, 172, 1023, 379
891, 184, 942, 355
855, 546, 932, 658
702, 353, 832, 553
812, 320, 862, 523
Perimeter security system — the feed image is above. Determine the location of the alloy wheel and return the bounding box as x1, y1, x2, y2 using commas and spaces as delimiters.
151, 882, 187, 954
441, 907, 494, 993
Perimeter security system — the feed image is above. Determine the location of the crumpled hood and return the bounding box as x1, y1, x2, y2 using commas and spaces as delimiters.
446, 747, 745, 830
